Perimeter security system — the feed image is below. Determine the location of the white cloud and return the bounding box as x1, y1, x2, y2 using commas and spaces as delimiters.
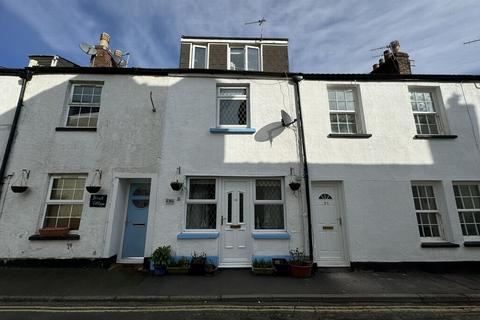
4, 0, 480, 73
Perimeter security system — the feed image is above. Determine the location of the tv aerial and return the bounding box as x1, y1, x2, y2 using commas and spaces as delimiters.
79, 43, 97, 55
464, 38, 480, 45
281, 110, 297, 127
245, 17, 267, 39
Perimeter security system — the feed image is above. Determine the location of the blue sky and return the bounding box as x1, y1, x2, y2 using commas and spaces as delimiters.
1, 0, 480, 74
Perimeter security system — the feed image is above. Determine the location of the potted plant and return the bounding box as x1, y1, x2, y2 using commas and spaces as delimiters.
288, 248, 313, 278
189, 251, 207, 275
151, 245, 171, 276
204, 259, 218, 276
252, 259, 275, 275
272, 258, 290, 276
167, 257, 190, 275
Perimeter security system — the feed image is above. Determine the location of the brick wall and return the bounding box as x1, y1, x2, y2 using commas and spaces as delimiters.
208, 44, 228, 69
91, 47, 115, 68
262, 45, 289, 73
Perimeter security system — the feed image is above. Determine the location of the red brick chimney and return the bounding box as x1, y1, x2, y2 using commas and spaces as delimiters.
371, 40, 411, 74
90, 32, 118, 68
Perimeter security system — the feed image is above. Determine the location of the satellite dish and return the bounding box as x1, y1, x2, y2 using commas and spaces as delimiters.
281, 110, 297, 127
79, 43, 97, 55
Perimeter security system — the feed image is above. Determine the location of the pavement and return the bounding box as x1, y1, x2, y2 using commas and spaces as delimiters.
1, 266, 480, 304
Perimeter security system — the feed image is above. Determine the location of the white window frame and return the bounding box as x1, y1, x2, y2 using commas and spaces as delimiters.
190, 45, 208, 69
216, 86, 250, 128
408, 87, 447, 135
411, 183, 446, 241
453, 183, 480, 240
184, 177, 218, 231
253, 178, 286, 231
228, 45, 261, 71
42, 174, 87, 231
327, 86, 363, 134
66, 83, 102, 128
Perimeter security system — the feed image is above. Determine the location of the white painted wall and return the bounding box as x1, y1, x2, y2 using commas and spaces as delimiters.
0, 75, 22, 163
300, 80, 480, 262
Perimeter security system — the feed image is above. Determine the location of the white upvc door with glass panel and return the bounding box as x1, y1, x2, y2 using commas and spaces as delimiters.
220, 180, 251, 267
312, 185, 349, 266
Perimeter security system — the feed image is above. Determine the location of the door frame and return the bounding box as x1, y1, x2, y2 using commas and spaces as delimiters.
104, 173, 157, 264
310, 181, 350, 267
218, 178, 253, 268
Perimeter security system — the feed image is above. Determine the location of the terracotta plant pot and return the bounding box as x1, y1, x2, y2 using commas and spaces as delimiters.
38, 227, 69, 237
290, 263, 313, 278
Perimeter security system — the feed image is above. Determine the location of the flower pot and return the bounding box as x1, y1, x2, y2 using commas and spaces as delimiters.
204, 264, 217, 276
153, 265, 167, 276
38, 227, 69, 237
272, 258, 290, 276
11, 185, 28, 193
170, 181, 183, 191
252, 267, 276, 275
289, 182, 301, 191
167, 266, 189, 275
289, 263, 313, 278
190, 262, 206, 275
86, 186, 101, 193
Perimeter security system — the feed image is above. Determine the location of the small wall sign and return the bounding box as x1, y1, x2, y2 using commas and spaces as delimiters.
90, 194, 107, 207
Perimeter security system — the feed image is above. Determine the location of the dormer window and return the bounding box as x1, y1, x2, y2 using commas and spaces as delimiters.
229, 46, 260, 71
192, 45, 207, 69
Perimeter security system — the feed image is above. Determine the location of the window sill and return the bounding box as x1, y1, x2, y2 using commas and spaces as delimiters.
420, 241, 459, 248
177, 232, 219, 239
251, 232, 290, 239
55, 127, 97, 132
28, 234, 80, 241
209, 128, 256, 134
464, 241, 480, 247
414, 134, 457, 139
327, 133, 372, 139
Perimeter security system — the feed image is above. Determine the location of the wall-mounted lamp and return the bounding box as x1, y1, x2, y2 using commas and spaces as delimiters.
288, 167, 301, 191
86, 169, 102, 193
170, 166, 183, 191
11, 169, 30, 193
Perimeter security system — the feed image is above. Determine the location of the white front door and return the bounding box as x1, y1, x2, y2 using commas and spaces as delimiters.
220, 180, 251, 267
312, 184, 349, 266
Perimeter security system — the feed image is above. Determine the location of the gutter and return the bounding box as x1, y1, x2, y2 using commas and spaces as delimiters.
0, 69, 32, 197
291, 75, 314, 261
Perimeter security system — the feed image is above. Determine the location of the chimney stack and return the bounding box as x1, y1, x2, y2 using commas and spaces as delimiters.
90, 32, 117, 68
371, 40, 411, 75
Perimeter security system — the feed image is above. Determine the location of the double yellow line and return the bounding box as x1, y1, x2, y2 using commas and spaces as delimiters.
0, 305, 479, 314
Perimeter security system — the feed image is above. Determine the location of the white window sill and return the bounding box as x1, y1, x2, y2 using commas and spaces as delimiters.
177, 231, 219, 239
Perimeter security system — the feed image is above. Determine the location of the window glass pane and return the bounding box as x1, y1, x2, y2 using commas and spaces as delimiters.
194, 47, 206, 69
219, 100, 247, 125
227, 193, 232, 223
219, 88, 247, 96
247, 47, 259, 71
239, 192, 244, 223
256, 179, 281, 200
189, 179, 215, 199
254, 204, 284, 229
186, 204, 216, 229
230, 48, 245, 70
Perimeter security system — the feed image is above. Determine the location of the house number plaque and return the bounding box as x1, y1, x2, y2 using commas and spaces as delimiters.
90, 194, 108, 208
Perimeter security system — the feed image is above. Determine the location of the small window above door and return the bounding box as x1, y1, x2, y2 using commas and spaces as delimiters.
319, 193, 333, 200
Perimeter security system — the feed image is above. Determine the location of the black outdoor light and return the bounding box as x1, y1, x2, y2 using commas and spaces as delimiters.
86, 169, 102, 193
170, 166, 183, 191
11, 168, 30, 193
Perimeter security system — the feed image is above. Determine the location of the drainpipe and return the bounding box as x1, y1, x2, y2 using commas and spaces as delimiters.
0, 69, 32, 197
292, 74, 314, 261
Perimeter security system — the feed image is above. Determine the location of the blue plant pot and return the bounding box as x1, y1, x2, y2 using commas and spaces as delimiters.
153, 265, 167, 276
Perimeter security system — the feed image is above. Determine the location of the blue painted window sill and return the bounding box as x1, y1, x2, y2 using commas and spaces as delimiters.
251, 232, 290, 239
209, 128, 256, 134
177, 232, 219, 239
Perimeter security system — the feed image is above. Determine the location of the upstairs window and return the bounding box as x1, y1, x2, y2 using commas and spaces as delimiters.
192, 45, 207, 69
409, 90, 443, 135
186, 179, 217, 229
217, 87, 249, 127
328, 88, 360, 134
43, 175, 86, 230
229, 46, 260, 71
67, 84, 102, 128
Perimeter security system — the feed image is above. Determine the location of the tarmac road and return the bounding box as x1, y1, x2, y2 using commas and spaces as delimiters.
1, 302, 480, 320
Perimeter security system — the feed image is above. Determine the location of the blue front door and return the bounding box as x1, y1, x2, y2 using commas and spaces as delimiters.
122, 183, 150, 258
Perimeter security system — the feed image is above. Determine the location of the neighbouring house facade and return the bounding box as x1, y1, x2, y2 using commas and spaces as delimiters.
0, 34, 479, 268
